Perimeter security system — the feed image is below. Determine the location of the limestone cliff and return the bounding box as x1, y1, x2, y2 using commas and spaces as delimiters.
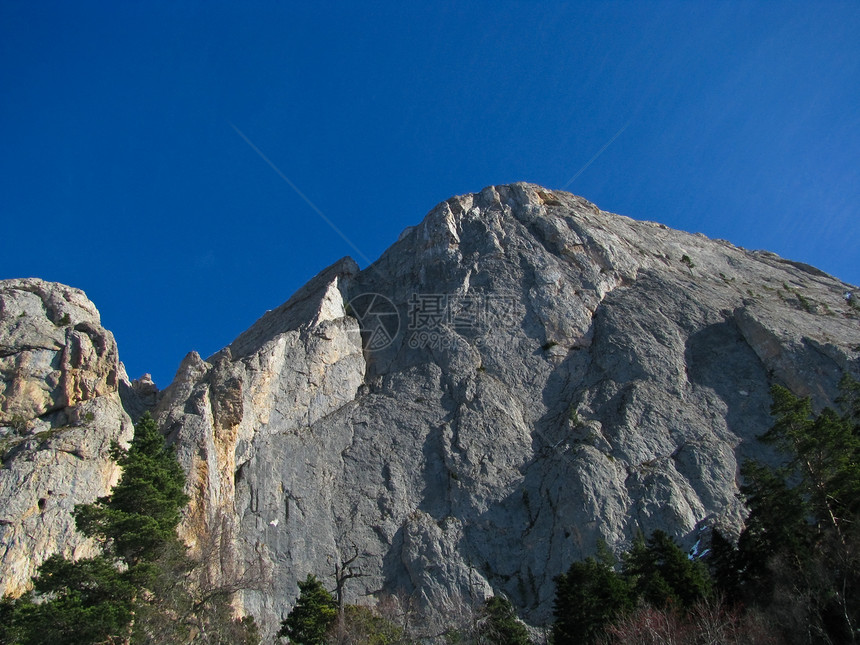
155, 184, 860, 636
1, 185, 859, 639
0, 279, 133, 596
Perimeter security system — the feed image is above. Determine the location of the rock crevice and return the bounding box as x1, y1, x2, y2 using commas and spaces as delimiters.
1, 185, 859, 638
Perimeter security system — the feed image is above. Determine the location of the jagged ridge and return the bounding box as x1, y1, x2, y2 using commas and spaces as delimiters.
1, 184, 858, 640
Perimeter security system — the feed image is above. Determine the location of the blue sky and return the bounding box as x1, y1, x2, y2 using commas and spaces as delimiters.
2, 1, 858, 387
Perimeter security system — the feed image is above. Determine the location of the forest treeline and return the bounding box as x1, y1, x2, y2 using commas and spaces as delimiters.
550, 374, 860, 645
2, 375, 859, 644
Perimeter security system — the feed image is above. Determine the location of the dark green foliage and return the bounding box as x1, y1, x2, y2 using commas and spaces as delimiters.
6, 555, 136, 645
2, 412, 258, 645
623, 530, 711, 610
707, 529, 743, 599
231, 616, 263, 645
551, 376, 860, 643
74, 412, 189, 566
552, 534, 710, 643
763, 383, 860, 535
552, 543, 633, 645
708, 376, 860, 643
731, 460, 813, 601
339, 604, 404, 645
837, 372, 860, 428
126, 539, 196, 644
0, 596, 14, 645
279, 574, 338, 644
2, 412, 185, 644
476, 596, 531, 645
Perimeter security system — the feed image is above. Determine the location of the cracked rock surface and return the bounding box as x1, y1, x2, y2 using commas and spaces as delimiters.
155, 184, 860, 637
0, 279, 134, 596
2, 185, 859, 639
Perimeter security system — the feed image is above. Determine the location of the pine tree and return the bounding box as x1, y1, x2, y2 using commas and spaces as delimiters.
2, 412, 186, 643
763, 383, 860, 539
6, 554, 137, 645
731, 459, 812, 604
711, 377, 860, 642
334, 604, 404, 645
552, 542, 633, 644
476, 596, 531, 645
2, 412, 259, 644
622, 530, 711, 611
74, 412, 189, 566
837, 373, 860, 429
279, 574, 338, 645
707, 529, 743, 599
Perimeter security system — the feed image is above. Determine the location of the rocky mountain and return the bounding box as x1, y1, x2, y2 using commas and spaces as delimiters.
0, 279, 135, 597
2, 183, 859, 638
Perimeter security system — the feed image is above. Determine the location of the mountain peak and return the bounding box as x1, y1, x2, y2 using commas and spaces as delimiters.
2, 186, 858, 639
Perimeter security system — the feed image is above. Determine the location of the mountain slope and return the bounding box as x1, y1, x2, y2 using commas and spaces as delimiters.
1, 184, 858, 639
154, 183, 860, 636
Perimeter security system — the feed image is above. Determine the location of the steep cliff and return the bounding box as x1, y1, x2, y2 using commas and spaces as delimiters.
153, 184, 859, 636
1, 184, 858, 639
0, 279, 134, 597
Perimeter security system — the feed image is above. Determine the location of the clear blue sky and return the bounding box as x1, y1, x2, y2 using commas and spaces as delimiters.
2, 2, 858, 387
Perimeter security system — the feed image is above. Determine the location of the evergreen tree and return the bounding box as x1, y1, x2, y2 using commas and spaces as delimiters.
0, 597, 15, 645
2, 412, 185, 643
707, 529, 743, 599
279, 574, 338, 644
6, 555, 137, 645
74, 412, 189, 566
730, 459, 813, 604
622, 530, 711, 610
2, 412, 259, 644
337, 604, 404, 645
763, 383, 860, 538
837, 373, 860, 429
710, 377, 860, 642
552, 543, 633, 644
476, 596, 531, 645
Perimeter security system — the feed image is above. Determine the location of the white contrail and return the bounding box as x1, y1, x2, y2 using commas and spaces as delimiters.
230, 123, 372, 265
562, 121, 631, 190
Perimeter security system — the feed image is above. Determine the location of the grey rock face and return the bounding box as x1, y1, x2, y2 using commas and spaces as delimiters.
0, 279, 121, 422
0, 279, 133, 597
154, 258, 366, 601
1, 186, 858, 638
153, 184, 860, 637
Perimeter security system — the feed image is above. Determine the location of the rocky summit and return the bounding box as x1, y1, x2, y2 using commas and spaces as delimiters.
2, 183, 859, 638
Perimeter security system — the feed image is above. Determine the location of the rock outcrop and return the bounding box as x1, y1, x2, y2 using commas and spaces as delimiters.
0, 279, 133, 597
1, 185, 859, 639
153, 184, 859, 637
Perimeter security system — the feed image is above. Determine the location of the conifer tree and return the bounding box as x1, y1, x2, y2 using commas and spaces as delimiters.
279, 574, 338, 645
2, 412, 185, 643
623, 530, 711, 610
710, 377, 860, 642
74, 412, 189, 567
552, 542, 633, 644
763, 384, 860, 539
2, 554, 137, 645
1, 412, 259, 644
476, 596, 531, 645
334, 604, 404, 645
